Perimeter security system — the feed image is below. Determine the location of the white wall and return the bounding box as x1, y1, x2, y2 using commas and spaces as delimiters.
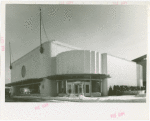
105, 54, 137, 88
101, 53, 139, 95
50, 41, 80, 57
56, 50, 102, 74
50, 41, 80, 75
11, 41, 51, 82
40, 78, 57, 96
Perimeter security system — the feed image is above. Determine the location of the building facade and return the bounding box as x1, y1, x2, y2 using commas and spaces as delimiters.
132, 55, 147, 87
6, 41, 143, 97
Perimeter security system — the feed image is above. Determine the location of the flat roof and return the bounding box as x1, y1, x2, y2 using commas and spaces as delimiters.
48, 74, 111, 80
132, 55, 147, 62
6, 74, 110, 87
5, 78, 43, 87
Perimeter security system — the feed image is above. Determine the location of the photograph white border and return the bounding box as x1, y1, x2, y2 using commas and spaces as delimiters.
0, 1, 149, 120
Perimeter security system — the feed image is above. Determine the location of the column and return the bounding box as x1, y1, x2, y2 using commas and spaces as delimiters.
90, 76, 92, 97
82, 83, 84, 95
57, 81, 58, 94
101, 79, 102, 93
102, 78, 108, 96
72, 83, 74, 94
66, 80, 67, 94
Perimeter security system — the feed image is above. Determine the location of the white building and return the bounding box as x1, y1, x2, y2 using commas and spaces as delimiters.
6, 40, 143, 97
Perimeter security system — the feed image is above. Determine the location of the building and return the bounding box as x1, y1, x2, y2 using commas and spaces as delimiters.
132, 55, 147, 87
5, 40, 143, 97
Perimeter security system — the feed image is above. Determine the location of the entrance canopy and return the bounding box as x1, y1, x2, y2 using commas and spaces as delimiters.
5, 74, 110, 87
49, 74, 111, 80
5, 78, 43, 87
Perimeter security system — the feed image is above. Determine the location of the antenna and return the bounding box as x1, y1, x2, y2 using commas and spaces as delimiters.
9, 42, 12, 69
39, 8, 44, 54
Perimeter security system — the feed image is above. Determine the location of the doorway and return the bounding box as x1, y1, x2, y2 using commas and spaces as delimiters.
67, 81, 90, 97
84, 82, 90, 96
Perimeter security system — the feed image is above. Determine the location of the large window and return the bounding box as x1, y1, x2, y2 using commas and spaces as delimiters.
92, 81, 101, 92
58, 81, 66, 93
86, 85, 89, 93
19, 83, 41, 95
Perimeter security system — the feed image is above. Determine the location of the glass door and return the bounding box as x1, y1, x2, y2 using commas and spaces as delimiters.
74, 83, 83, 95
84, 82, 90, 96
67, 83, 73, 94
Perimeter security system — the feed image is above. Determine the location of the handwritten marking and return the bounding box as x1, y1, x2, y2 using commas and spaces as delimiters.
35, 106, 40, 110
35, 103, 49, 110
118, 112, 125, 117
60, 1, 73, 4
1, 37, 4, 43
113, 2, 118, 5
121, 1, 127, 5
1, 46, 5, 51
113, 1, 127, 5
111, 113, 117, 118
111, 112, 125, 118
42, 103, 48, 108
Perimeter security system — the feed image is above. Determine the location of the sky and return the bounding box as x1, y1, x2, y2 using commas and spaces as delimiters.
5, 4, 148, 83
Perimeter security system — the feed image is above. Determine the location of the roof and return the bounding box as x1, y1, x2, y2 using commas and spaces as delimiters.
132, 55, 147, 62
5, 78, 43, 87
48, 74, 111, 80
5, 74, 111, 87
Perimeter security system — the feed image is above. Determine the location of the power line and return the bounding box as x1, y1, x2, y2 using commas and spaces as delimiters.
41, 11, 51, 42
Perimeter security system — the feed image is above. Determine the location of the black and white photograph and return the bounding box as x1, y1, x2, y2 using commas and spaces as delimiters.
1, 1, 149, 120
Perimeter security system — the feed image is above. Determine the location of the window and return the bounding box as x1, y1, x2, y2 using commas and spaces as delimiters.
58, 81, 65, 93
75, 85, 78, 94
92, 81, 101, 92
21, 65, 26, 78
86, 85, 89, 93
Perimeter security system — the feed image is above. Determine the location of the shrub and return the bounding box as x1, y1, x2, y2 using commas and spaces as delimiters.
108, 86, 113, 96
137, 86, 140, 90
113, 85, 117, 95
141, 86, 145, 90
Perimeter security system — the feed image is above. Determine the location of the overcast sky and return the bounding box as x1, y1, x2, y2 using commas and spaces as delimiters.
5, 4, 148, 83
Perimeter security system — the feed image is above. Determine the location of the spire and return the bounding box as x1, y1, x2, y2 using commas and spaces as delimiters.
9, 42, 12, 69
39, 8, 44, 54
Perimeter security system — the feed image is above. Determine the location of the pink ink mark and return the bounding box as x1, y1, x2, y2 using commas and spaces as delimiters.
1, 37, 4, 43
113, 2, 118, 5
35, 106, 40, 110
110, 113, 117, 118
66, 1, 73, 4
35, 103, 49, 110
111, 112, 125, 118
1, 46, 5, 51
113, 1, 127, 5
42, 103, 49, 108
60, 1, 64, 4
121, 1, 127, 5
118, 112, 125, 117
60, 1, 73, 4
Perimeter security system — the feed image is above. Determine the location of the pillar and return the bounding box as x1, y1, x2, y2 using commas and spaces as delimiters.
57, 81, 59, 94
90, 77, 92, 97
82, 83, 84, 95
99, 79, 102, 93
11, 86, 18, 96
102, 79, 108, 96
66, 80, 67, 94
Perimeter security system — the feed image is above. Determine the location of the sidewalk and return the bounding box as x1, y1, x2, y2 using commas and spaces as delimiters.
12, 94, 146, 102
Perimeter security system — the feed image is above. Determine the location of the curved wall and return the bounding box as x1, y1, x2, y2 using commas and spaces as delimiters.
56, 50, 101, 74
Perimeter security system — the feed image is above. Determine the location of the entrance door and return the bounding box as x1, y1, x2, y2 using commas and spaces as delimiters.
74, 83, 83, 95
84, 82, 90, 97
67, 83, 73, 94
